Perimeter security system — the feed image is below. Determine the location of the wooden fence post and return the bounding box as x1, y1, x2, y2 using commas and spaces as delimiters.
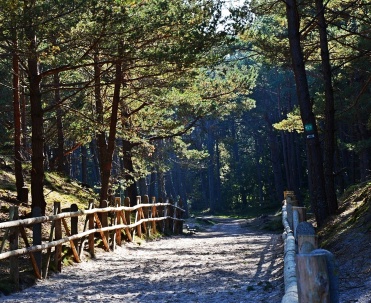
285, 196, 298, 230
124, 197, 131, 226
174, 198, 183, 234
71, 203, 79, 253
9, 206, 19, 290
168, 198, 174, 233
296, 253, 331, 303
151, 197, 157, 234
178, 198, 184, 233
54, 202, 62, 272
142, 195, 150, 237
88, 199, 95, 258
43, 202, 60, 278
163, 198, 169, 233
115, 197, 121, 247
32, 206, 42, 276
293, 206, 307, 222
101, 200, 109, 244
139, 196, 147, 235
135, 196, 142, 238
158, 197, 164, 231
298, 234, 318, 254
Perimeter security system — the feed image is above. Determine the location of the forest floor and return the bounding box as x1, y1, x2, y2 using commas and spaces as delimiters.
0, 217, 284, 303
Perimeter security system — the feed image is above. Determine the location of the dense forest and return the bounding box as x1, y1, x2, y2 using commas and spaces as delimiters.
0, 0, 370, 227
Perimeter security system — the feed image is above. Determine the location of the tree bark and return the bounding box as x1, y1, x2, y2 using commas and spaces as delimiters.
215, 137, 222, 210
81, 145, 88, 184
315, 0, 338, 214
54, 73, 66, 174
206, 121, 216, 212
96, 46, 122, 206
122, 139, 138, 206
12, 33, 25, 200
264, 114, 285, 202
285, 0, 329, 226
94, 51, 106, 204
24, 2, 46, 215
231, 119, 248, 206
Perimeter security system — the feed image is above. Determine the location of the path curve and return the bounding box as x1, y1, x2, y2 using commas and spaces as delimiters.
1, 218, 283, 303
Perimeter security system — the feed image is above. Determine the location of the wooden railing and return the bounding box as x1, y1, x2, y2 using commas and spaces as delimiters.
0, 195, 185, 290
281, 191, 339, 303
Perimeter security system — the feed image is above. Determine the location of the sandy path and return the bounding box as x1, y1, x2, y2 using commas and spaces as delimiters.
1, 219, 283, 303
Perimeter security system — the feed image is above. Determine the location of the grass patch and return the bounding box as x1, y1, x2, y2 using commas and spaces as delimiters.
318, 181, 371, 247
44, 172, 97, 212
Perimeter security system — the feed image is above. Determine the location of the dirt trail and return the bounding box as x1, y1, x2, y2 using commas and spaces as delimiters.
1, 218, 284, 303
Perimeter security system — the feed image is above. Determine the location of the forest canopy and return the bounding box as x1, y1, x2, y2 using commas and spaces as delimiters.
0, 0, 370, 226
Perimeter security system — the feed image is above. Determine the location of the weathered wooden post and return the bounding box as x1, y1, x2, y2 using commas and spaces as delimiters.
124, 197, 131, 227
54, 202, 62, 272
139, 196, 147, 235
167, 198, 174, 233
285, 196, 298, 230
151, 197, 157, 234
71, 203, 79, 253
88, 199, 95, 258
173, 199, 178, 234
9, 206, 19, 290
298, 235, 318, 254
295, 222, 316, 253
101, 200, 109, 242
32, 206, 42, 276
164, 198, 170, 233
135, 196, 142, 238
177, 198, 184, 234
115, 197, 122, 247
293, 206, 307, 238
293, 206, 307, 222
158, 197, 164, 231
296, 253, 330, 303
142, 195, 150, 237
43, 202, 61, 278
311, 249, 339, 303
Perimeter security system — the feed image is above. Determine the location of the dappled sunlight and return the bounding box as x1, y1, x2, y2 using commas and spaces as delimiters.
1, 219, 283, 303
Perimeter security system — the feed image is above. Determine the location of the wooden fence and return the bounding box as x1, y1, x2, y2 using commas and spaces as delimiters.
0, 195, 185, 290
281, 191, 339, 303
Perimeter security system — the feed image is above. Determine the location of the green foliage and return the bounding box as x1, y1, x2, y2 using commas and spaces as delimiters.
273, 109, 303, 133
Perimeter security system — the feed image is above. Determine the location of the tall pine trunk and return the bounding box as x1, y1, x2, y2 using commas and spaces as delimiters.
54, 73, 66, 174
206, 122, 216, 212
285, 0, 329, 226
12, 33, 25, 200
315, 0, 338, 214
264, 114, 284, 202
122, 139, 138, 206
95, 47, 122, 206
81, 145, 88, 184
24, 3, 46, 215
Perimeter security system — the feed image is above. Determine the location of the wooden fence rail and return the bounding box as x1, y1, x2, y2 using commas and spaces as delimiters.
0, 195, 185, 289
